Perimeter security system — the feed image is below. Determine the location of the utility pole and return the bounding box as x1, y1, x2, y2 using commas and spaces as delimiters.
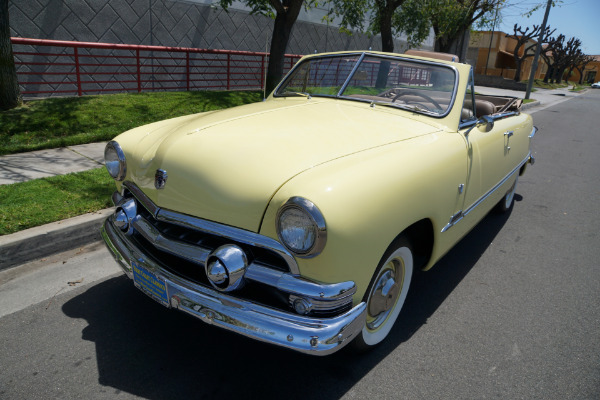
525, 0, 552, 99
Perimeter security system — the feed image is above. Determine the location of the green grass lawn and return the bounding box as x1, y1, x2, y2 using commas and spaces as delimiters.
0, 168, 114, 235
0, 90, 263, 235
0, 90, 262, 155
570, 83, 589, 92
526, 79, 569, 90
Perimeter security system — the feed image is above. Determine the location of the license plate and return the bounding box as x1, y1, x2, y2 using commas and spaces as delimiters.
132, 261, 169, 307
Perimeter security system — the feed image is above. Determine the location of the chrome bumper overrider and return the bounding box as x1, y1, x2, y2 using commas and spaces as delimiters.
102, 219, 367, 355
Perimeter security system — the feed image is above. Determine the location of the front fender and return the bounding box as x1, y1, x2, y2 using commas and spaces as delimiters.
260, 131, 469, 304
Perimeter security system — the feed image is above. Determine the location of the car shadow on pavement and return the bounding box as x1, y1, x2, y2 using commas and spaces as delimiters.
62, 208, 513, 399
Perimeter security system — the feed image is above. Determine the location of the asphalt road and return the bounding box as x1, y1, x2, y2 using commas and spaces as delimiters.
1, 91, 599, 399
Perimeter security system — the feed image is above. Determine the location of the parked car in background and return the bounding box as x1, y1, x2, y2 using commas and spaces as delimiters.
591, 82, 600, 88
102, 50, 536, 355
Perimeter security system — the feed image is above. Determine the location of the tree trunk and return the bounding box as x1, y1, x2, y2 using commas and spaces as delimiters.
544, 65, 553, 83
434, 35, 452, 53
576, 66, 584, 84
456, 28, 470, 62
0, 0, 21, 111
566, 66, 574, 84
556, 66, 566, 84
514, 58, 523, 82
432, 26, 442, 51
379, 6, 395, 53
375, 5, 394, 88
264, 1, 302, 96
434, 29, 468, 59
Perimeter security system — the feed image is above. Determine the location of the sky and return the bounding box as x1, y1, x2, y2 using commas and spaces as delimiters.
498, 0, 600, 55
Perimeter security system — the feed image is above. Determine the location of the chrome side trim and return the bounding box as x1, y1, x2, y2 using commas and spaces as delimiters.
441, 211, 464, 233
464, 153, 530, 217
492, 111, 520, 120
102, 220, 366, 355
441, 153, 531, 233
130, 215, 355, 308
122, 181, 300, 275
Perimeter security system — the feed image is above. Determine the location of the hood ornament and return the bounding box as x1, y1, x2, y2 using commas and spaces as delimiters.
154, 169, 168, 189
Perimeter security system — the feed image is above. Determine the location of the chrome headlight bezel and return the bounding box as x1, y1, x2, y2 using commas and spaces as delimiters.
104, 140, 127, 181
276, 197, 327, 258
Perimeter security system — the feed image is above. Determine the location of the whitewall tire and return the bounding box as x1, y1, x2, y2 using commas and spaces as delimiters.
354, 238, 413, 348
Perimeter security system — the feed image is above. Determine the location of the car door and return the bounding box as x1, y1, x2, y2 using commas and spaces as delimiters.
462, 117, 519, 209
458, 72, 518, 216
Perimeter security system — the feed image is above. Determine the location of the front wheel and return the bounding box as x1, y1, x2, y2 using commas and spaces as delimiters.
353, 238, 413, 349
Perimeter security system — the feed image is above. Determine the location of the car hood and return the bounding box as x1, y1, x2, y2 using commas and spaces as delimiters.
122, 98, 440, 232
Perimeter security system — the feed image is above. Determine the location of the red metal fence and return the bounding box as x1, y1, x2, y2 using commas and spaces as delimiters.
11, 38, 303, 97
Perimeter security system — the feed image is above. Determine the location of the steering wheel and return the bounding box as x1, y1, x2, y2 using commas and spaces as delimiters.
391, 90, 442, 110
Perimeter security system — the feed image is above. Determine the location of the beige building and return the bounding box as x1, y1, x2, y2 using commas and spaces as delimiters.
469, 31, 600, 84
568, 55, 599, 84
469, 31, 547, 81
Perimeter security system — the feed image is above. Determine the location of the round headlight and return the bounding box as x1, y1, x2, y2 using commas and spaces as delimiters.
276, 197, 326, 258
104, 141, 127, 181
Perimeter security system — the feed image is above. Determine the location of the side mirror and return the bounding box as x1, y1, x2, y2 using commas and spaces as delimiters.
465, 115, 494, 137
477, 115, 494, 132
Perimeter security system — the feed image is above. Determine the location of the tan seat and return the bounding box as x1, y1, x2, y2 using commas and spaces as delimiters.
475, 100, 496, 117
463, 99, 496, 118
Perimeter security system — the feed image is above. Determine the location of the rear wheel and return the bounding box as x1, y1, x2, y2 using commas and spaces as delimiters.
496, 176, 518, 213
353, 237, 413, 349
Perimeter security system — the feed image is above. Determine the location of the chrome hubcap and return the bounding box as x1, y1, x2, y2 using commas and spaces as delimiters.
367, 259, 404, 331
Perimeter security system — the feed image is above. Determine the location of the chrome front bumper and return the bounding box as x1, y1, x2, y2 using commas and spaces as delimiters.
101, 218, 367, 355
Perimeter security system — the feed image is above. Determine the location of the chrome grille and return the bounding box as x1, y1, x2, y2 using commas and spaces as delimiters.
131, 196, 291, 274
112, 181, 357, 317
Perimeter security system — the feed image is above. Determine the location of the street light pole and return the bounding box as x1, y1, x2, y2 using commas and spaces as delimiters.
525, 0, 552, 99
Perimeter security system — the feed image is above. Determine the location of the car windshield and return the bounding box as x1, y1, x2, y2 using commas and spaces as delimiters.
276, 54, 457, 117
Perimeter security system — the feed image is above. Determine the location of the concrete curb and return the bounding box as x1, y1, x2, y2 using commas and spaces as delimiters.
521, 100, 540, 111
0, 208, 114, 271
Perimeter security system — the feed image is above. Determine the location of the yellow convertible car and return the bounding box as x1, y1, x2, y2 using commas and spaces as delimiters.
102, 50, 536, 355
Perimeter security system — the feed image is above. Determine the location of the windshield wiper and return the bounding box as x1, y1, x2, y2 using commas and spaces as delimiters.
280, 91, 312, 99
369, 100, 435, 115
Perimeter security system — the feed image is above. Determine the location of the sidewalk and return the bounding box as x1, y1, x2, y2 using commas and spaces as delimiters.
474, 85, 579, 112
0, 86, 586, 270
0, 142, 106, 185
